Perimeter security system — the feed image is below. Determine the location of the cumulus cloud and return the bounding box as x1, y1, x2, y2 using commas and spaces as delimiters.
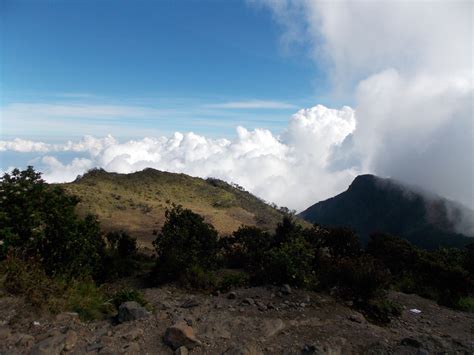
0, 105, 357, 211
257, 0, 474, 208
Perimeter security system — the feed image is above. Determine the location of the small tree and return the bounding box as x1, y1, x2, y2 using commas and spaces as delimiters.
152, 205, 219, 283
0, 167, 105, 278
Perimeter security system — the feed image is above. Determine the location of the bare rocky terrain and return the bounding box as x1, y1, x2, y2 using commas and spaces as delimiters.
1, 285, 473, 354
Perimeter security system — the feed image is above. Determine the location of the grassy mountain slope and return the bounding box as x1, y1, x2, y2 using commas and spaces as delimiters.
60, 168, 288, 248
299, 174, 474, 249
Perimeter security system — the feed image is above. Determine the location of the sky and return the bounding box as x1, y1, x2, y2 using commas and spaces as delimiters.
1, 0, 473, 212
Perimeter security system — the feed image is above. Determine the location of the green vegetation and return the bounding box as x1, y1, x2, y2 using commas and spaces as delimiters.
1, 167, 472, 324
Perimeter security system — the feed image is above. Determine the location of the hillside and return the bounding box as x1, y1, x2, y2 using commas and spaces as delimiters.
60, 168, 288, 248
299, 174, 474, 249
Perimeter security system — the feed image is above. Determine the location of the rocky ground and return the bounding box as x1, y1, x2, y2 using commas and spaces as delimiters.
0, 285, 473, 354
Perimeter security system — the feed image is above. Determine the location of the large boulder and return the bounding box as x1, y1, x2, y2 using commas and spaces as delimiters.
118, 301, 151, 323
163, 321, 201, 350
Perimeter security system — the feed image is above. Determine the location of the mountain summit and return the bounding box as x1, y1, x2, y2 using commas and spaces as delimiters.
299, 174, 474, 249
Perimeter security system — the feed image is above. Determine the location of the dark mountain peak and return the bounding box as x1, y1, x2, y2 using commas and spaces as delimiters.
299, 174, 474, 249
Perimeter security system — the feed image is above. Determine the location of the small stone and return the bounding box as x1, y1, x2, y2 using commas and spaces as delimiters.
118, 301, 151, 323
121, 328, 144, 341
55, 312, 80, 324
0, 326, 11, 340
64, 330, 78, 351
227, 292, 237, 300
31, 334, 68, 355
222, 344, 263, 355
180, 299, 200, 309
175, 346, 189, 355
241, 298, 255, 306
262, 318, 284, 337
280, 284, 292, 295
122, 342, 140, 354
255, 301, 267, 311
164, 321, 201, 350
401, 338, 422, 348
15, 333, 35, 347
348, 313, 365, 324
86, 343, 104, 352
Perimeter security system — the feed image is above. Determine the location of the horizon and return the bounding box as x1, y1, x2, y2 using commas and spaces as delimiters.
1, 0, 473, 211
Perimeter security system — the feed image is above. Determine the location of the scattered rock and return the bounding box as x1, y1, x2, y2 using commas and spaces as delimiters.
0, 326, 11, 340
122, 342, 141, 354
55, 312, 80, 324
262, 318, 284, 337
180, 298, 200, 309
121, 328, 144, 341
63, 330, 77, 351
164, 321, 201, 350
118, 301, 151, 323
401, 337, 422, 348
227, 292, 237, 300
15, 333, 35, 347
280, 284, 292, 295
240, 298, 255, 306
175, 346, 189, 355
348, 313, 365, 324
222, 343, 263, 355
86, 342, 104, 352
31, 334, 68, 355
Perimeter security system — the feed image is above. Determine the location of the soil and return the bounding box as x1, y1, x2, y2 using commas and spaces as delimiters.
1, 286, 473, 354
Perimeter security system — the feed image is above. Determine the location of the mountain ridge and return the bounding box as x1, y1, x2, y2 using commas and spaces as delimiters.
299, 174, 474, 249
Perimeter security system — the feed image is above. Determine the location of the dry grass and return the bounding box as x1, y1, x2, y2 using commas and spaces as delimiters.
59, 168, 292, 248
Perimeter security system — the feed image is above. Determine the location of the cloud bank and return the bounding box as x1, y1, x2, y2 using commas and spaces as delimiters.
0, 105, 357, 211
257, 0, 473, 209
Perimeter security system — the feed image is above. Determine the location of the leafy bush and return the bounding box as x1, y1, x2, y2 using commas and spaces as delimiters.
180, 265, 218, 290
101, 231, 138, 281
152, 204, 219, 284
330, 255, 390, 302
64, 280, 113, 321
262, 236, 317, 287
364, 298, 402, 324
0, 167, 105, 278
217, 269, 250, 291
110, 288, 147, 309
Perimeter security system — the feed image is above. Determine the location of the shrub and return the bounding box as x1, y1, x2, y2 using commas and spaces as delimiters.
217, 269, 250, 291
320, 227, 361, 259
101, 231, 138, 281
330, 255, 390, 302
110, 288, 147, 309
180, 265, 218, 290
364, 298, 402, 324
0, 167, 105, 278
152, 205, 219, 284
261, 236, 317, 287
224, 226, 272, 271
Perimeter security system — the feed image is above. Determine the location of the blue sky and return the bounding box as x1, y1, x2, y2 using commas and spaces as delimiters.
1, 0, 330, 140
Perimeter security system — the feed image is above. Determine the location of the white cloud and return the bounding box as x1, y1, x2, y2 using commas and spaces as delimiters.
256, 0, 474, 208
204, 100, 297, 109
0, 105, 357, 211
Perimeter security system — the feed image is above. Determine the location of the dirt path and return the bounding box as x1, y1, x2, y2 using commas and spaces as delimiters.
1, 286, 473, 354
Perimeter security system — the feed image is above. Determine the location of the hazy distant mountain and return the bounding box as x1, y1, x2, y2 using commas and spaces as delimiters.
58, 168, 291, 249
299, 174, 474, 249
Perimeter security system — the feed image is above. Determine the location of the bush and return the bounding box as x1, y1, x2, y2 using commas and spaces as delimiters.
101, 231, 138, 281
152, 205, 219, 284
180, 265, 218, 290
364, 298, 402, 324
261, 236, 317, 287
217, 269, 250, 291
0, 167, 105, 278
223, 226, 272, 271
110, 288, 147, 309
330, 255, 390, 302
320, 227, 361, 259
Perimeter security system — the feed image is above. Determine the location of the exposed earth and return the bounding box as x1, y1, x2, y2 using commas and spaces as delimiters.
1, 285, 473, 354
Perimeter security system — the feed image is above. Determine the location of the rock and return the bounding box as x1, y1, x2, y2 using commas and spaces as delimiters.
87, 343, 105, 352
240, 298, 255, 306
175, 346, 189, 355
118, 301, 151, 323
255, 301, 267, 311
15, 333, 35, 347
262, 318, 284, 337
222, 344, 263, 355
164, 321, 201, 350
55, 312, 80, 324
348, 313, 365, 324
227, 292, 237, 300
180, 298, 200, 308
31, 334, 68, 355
122, 342, 141, 354
121, 328, 144, 341
0, 326, 11, 340
401, 338, 422, 348
280, 284, 292, 295
64, 330, 77, 351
